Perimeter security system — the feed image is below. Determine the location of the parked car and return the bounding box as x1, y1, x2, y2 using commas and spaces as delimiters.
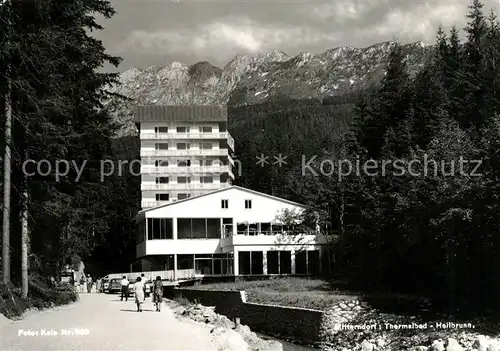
128, 278, 151, 297
101, 278, 110, 292
107, 278, 121, 294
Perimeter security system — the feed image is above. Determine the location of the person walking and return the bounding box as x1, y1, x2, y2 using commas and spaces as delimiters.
96, 278, 101, 293
79, 277, 85, 293
120, 276, 129, 301
86, 274, 93, 293
141, 274, 147, 301
152, 276, 163, 312
134, 277, 145, 312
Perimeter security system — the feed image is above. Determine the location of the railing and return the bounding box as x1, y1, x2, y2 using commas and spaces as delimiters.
134, 269, 196, 281
227, 134, 235, 151
235, 230, 306, 236
104, 269, 196, 282
140, 149, 229, 157
141, 201, 171, 208
140, 165, 232, 175
141, 183, 231, 191
140, 132, 230, 140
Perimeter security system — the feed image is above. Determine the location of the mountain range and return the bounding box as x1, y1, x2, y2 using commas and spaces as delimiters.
106, 41, 434, 136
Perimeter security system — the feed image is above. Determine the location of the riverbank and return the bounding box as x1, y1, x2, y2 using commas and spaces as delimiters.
171, 278, 500, 351
165, 297, 283, 350
255, 333, 318, 351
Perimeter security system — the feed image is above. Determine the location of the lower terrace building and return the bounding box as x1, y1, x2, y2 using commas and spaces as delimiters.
133, 186, 327, 277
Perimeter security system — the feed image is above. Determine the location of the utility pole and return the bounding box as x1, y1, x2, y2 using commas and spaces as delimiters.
2, 0, 12, 285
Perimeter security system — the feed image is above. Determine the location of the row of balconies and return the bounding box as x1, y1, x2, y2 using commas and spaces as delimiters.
140, 149, 232, 158
141, 182, 231, 191
140, 132, 235, 150
140, 165, 234, 178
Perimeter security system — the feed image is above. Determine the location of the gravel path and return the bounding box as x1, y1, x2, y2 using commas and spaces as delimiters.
1, 293, 220, 350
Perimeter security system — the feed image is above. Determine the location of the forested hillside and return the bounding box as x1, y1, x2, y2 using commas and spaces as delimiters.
228, 98, 357, 199
228, 0, 500, 317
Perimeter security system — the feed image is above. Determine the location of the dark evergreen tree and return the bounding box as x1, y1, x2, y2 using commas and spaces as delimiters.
356, 43, 413, 158
1, 0, 123, 279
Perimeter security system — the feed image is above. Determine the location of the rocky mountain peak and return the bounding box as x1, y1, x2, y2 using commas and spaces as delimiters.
188, 61, 222, 79
108, 41, 434, 136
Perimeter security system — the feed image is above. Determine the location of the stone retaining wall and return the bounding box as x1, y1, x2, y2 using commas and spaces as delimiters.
173, 287, 363, 346
173, 288, 244, 320
240, 302, 324, 345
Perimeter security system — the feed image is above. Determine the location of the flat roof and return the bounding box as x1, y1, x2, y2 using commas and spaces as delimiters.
133, 105, 227, 122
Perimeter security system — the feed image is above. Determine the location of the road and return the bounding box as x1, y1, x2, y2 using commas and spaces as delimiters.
0, 293, 221, 350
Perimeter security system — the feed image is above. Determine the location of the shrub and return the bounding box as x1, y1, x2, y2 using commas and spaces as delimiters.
0, 277, 78, 320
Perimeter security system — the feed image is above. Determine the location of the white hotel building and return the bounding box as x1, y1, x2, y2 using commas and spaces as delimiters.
134, 105, 326, 277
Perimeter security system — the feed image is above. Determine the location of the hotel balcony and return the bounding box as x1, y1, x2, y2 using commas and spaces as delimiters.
140, 149, 230, 158
141, 182, 231, 191
140, 132, 235, 151
141, 201, 171, 208
220, 231, 328, 252
141, 165, 235, 179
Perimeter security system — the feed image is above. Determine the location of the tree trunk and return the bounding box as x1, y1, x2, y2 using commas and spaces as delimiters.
447, 239, 457, 315
21, 188, 28, 298
2, 68, 12, 285
339, 198, 345, 237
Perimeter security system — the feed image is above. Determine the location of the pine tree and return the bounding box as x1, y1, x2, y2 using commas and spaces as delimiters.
459, 0, 488, 130
483, 11, 500, 122
3, 0, 122, 281
355, 43, 413, 158
412, 28, 453, 148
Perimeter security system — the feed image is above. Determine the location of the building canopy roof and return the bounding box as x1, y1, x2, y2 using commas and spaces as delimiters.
133, 105, 227, 123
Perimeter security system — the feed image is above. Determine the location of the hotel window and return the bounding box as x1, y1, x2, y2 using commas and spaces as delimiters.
156, 193, 169, 201
156, 177, 169, 184
155, 143, 168, 150
146, 218, 173, 240
199, 159, 213, 166
176, 126, 189, 133
200, 176, 213, 183
245, 200, 252, 209
154, 127, 168, 133
177, 143, 190, 150
177, 193, 190, 200
221, 199, 228, 209
177, 176, 191, 184
177, 160, 191, 167
200, 142, 212, 149
155, 160, 169, 167
199, 126, 212, 133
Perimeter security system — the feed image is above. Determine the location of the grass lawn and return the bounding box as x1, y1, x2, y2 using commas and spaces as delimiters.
189, 277, 359, 311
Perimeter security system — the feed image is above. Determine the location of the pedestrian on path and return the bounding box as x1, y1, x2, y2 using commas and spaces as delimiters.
134, 277, 145, 312
87, 275, 93, 293
152, 276, 163, 312
79, 277, 85, 293
141, 274, 147, 301
120, 276, 129, 301
96, 278, 101, 293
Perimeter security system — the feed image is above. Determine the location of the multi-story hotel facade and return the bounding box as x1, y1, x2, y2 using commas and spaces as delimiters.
134, 105, 236, 209
133, 105, 327, 278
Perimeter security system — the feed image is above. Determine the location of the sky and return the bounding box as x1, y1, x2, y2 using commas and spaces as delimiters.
94, 0, 500, 72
